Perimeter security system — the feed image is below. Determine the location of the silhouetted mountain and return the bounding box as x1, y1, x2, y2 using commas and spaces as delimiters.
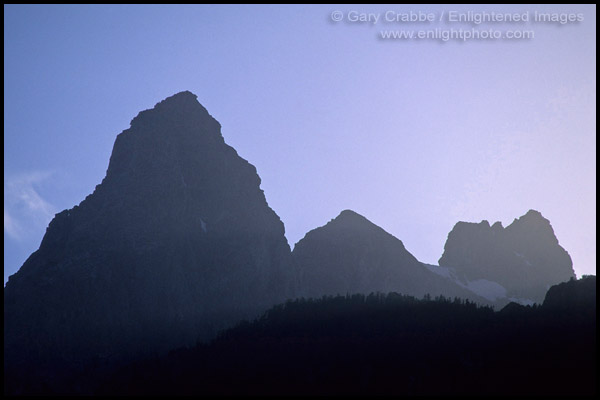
437, 210, 575, 303
4, 92, 593, 396
292, 210, 490, 304
4, 91, 296, 392
99, 278, 596, 396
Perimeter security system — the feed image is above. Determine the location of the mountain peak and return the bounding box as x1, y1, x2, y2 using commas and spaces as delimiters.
335, 209, 366, 221
515, 209, 546, 223
327, 210, 389, 234
105, 91, 225, 184
525, 208, 543, 217
505, 209, 557, 244
439, 209, 574, 302
164, 90, 197, 100
153, 90, 201, 109
127, 90, 217, 132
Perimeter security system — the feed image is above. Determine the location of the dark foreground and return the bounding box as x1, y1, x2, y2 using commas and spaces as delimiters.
6, 276, 597, 396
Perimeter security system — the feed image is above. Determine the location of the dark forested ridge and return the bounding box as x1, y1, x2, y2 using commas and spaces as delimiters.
92, 276, 595, 396
5, 277, 596, 395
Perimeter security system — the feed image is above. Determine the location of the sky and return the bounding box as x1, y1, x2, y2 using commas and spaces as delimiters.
4, 4, 596, 284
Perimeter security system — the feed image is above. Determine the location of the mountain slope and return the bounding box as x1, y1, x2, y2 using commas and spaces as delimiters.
292, 210, 489, 303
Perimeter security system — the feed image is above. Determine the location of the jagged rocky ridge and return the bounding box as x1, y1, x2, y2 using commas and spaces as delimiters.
435, 210, 575, 303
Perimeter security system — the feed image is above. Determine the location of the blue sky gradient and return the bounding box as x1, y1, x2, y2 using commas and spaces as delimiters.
4, 4, 596, 283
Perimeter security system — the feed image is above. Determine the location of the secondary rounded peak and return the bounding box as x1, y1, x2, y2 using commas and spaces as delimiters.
332, 209, 372, 224
337, 209, 363, 218
293, 209, 401, 250
326, 210, 392, 235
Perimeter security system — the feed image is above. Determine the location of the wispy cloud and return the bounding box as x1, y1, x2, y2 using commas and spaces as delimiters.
3, 208, 22, 239
4, 171, 56, 241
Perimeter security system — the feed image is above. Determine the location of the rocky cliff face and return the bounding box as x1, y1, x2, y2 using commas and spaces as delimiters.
4, 91, 296, 376
292, 210, 489, 303
438, 210, 575, 303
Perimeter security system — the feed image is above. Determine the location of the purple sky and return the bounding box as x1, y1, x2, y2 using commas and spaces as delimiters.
4, 4, 596, 284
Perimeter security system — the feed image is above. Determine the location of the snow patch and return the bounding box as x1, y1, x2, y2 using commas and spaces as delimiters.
464, 279, 507, 301
423, 263, 453, 279
424, 263, 508, 302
